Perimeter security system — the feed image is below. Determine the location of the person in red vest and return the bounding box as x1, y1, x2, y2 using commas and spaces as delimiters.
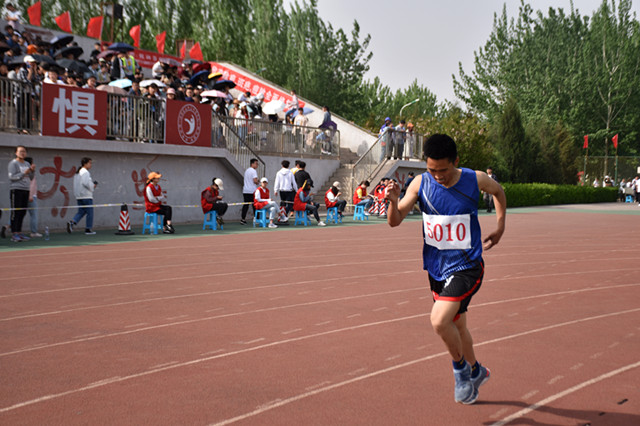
253, 177, 279, 228
294, 180, 326, 226
324, 181, 346, 218
201, 177, 228, 226
144, 171, 174, 234
353, 180, 373, 213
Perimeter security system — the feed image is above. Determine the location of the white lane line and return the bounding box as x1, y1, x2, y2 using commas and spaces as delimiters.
346, 313, 361, 319
547, 375, 563, 385
0, 271, 416, 321
72, 332, 101, 339
1, 309, 639, 417
305, 381, 331, 391
166, 315, 188, 321
590, 352, 603, 359
347, 368, 367, 376
124, 323, 149, 329
385, 354, 402, 362
206, 307, 640, 426
569, 363, 583, 371
315, 321, 333, 326
205, 308, 224, 313
281, 329, 302, 335
608, 341, 619, 348
520, 390, 539, 400
373, 307, 388, 312
491, 361, 640, 426
0, 259, 417, 298
148, 361, 179, 370
396, 301, 410, 306
241, 338, 266, 345
489, 408, 510, 419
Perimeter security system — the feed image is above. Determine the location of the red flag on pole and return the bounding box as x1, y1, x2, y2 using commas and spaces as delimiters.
612, 134, 619, 149
86, 16, 104, 40
27, 1, 41, 27
55, 11, 72, 33
129, 25, 141, 48
179, 40, 187, 59
583, 135, 588, 149
189, 42, 203, 62
155, 31, 166, 54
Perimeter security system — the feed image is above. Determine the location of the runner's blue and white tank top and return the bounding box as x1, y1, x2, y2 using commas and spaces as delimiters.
418, 168, 483, 281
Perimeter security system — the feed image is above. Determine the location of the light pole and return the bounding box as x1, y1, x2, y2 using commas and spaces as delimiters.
400, 98, 420, 117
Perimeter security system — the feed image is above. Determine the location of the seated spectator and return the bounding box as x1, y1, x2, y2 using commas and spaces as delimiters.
325, 181, 346, 218
353, 180, 373, 213
253, 177, 279, 228
294, 180, 326, 226
201, 177, 228, 225
144, 171, 175, 234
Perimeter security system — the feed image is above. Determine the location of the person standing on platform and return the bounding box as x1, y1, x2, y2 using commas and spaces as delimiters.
385, 133, 506, 405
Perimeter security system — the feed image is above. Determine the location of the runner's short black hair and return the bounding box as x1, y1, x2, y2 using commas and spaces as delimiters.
424, 134, 457, 163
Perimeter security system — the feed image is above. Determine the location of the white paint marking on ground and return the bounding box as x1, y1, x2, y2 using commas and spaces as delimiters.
305, 381, 332, 391
206, 308, 640, 426
166, 315, 188, 321
547, 375, 564, 385
315, 320, 333, 326
239, 301, 256, 306
489, 408, 510, 419
72, 332, 101, 339
491, 361, 640, 426
590, 352, 603, 359
508, 312, 519, 317
200, 349, 225, 357
521, 390, 539, 400
569, 363, 583, 371
373, 307, 388, 312
124, 323, 149, 329
269, 296, 285, 301
347, 368, 367, 376
3, 305, 639, 418
297, 291, 311, 295
149, 361, 179, 370
346, 313, 361, 319
608, 341, 620, 348
488, 319, 501, 325
205, 308, 224, 313
385, 354, 402, 362
242, 338, 266, 345
281, 329, 302, 335
396, 301, 410, 306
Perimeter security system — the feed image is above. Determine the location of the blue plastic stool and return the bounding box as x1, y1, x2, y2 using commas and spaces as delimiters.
203, 211, 222, 230
326, 207, 342, 224
353, 205, 368, 221
142, 212, 164, 234
254, 208, 268, 228
294, 210, 309, 226
626, 195, 634, 203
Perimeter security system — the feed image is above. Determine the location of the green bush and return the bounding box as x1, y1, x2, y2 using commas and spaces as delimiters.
487, 183, 618, 208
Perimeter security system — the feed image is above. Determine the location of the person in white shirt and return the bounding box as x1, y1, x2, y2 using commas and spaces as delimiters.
241, 158, 259, 224
273, 160, 298, 219
285, 90, 299, 123
67, 157, 97, 235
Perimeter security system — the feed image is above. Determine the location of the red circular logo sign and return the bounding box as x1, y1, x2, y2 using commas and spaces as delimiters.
177, 104, 201, 144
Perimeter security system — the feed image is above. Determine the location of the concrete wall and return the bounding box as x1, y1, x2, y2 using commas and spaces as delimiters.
0, 134, 340, 232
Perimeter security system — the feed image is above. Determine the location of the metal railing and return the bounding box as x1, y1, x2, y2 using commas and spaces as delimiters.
0, 77, 40, 133
215, 115, 340, 159
350, 129, 423, 198
213, 114, 265, 179
106, 94, 165, 143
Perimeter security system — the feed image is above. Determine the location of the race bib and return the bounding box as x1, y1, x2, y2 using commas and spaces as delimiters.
422, 213, 471, 250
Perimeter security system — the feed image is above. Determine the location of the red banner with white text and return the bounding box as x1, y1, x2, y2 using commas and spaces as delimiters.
41, 84, 107, 140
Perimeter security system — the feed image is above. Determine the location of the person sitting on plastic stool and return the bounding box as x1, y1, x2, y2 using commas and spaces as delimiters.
254, 177, 279, 229
325, 181, 346, 218
294, 180, 326, 226
145, 171, 175, 234
201, 177, 228, 226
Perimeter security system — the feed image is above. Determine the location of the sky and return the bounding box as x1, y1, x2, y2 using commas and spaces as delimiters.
294, 0, 640, 105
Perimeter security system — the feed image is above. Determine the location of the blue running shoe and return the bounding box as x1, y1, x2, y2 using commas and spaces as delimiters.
471, 363, 491, 390
453, 362, 478, 404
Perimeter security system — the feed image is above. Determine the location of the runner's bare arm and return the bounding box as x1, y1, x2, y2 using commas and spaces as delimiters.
476, 171, 506, 249
386, 175, 422, 227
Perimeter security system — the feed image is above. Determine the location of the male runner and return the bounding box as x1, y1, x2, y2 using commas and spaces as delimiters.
385, 133, 506, 404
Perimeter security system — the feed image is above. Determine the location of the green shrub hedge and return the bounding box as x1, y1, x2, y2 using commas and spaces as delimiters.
487, 183, 618, 208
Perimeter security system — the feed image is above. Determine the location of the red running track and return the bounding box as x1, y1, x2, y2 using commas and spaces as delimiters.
0, 208, 639, 425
